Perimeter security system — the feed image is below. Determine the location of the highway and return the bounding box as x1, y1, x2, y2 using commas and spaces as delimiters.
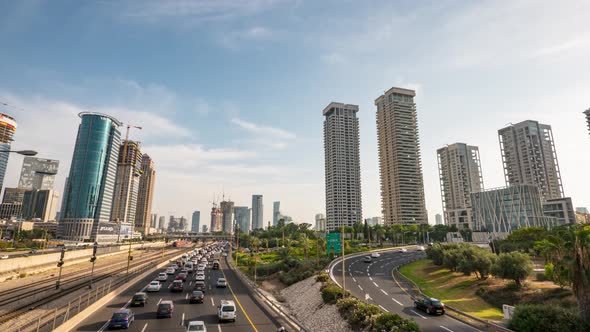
331, 248, 481, 332
73, 247, 280, 332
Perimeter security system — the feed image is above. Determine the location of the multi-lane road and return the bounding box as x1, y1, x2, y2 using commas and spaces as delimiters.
73, 247, 281, 332
331, 248, 481, 332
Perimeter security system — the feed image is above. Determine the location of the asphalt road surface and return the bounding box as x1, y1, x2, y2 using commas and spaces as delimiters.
73, 254, 281, 332
331, 248, 482, 332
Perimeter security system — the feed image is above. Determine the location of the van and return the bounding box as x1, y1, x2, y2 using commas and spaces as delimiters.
217, 300, 236, 322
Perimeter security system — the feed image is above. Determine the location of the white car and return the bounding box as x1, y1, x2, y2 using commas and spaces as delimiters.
195, 274, 206, 281
0, 255, 9, 259
156, 273, 168, 281
147, 281, 161, 292
417, 246, 426, 251
165, 267, 176, 275
222, 252, 228, 257
216, 278, 227, 288
400, 248, 408, 253
371, 252, 381, 258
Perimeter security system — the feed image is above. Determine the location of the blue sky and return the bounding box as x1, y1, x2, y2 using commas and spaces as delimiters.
1, 0, 589, 227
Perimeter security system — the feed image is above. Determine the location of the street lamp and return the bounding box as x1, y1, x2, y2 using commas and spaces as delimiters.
89, 242, 98, 289
1, 150, 38, 156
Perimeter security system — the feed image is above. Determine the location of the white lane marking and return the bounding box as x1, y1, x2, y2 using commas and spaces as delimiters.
141, 323, 148, 332
211, 297, 215, 306
168, 283, 172, 289
98, 321, 109, 332
379, 305, 389, 312
157, 298, 162, 305
358, 285, 363, 291
369, 276, 373, 281
352, 277, 357, 282
185, 293, 189, 300
217, 324, 222, 332
380, 289, 388, 296
392, 298, 403, 305
440, 326, 454, 332
181, 312, 185, 326
373, 282, 379, 288
411, 310, 428, 319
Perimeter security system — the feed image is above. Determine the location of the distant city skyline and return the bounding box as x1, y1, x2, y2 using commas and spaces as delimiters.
0, 1, 589, 225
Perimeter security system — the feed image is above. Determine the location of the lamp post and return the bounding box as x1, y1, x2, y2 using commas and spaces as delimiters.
341, 225, 346, 297
89, 242, 98, 289
55, 247, 66, 289
235, 225, 240, 267
1, 150, 38, 156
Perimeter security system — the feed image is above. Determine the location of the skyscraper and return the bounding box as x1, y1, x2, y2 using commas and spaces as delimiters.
234, 206, 250, 234
273, 201, 281, 226
584, 109, 590, 135
191, 211, 200, 232
111, 141, 142, 226
18, 157, 59, 191
220, 200, 235, 234
437, 143, 484, 229
251, 194, 263, 230
435, 214, 443, 225
22, 189, 59, 222
158, 215, 166, 230
323, 102, 363, 231
59, 112, 122, 242
0, 113, 17, 194
376, 87, 427, 225
135, 154, 156, 236
210, 206, 222, 232
498, 120, 563, 201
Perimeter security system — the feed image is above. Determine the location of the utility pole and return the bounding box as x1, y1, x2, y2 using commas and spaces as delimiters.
125, 240, 133, 281
161, 236, 166, 258
341, 225, 345, 297
89, 242, 98, 289
235, 225, 240, 266
55, 247, 65, 289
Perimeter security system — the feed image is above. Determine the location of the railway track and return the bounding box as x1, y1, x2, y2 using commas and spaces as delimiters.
0, 247, 191, 326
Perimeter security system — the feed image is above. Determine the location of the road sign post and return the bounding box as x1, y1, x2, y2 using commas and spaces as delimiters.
326, 233, 342, 255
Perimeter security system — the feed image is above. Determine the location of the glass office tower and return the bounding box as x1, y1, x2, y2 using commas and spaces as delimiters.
59, 112, 122, 242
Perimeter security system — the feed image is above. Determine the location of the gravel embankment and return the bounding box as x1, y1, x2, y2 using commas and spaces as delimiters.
280, 276, 351, 332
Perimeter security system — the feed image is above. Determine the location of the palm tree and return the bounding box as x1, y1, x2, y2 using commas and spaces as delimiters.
536, 224, 590, 321
250, 236, 261, 253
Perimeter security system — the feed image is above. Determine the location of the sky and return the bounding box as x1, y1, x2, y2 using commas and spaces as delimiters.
0, 0, 589, 229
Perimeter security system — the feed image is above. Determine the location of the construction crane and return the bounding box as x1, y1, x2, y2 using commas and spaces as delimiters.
120, 123, 142, 167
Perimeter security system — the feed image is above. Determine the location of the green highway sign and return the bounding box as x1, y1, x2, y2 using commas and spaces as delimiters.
326, 233, 342, 254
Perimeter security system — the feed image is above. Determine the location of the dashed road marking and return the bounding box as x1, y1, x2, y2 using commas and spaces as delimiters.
369, 276, 373, 281
373, 282, 379, 288
380, 289, 388, 296
352, 277, 357, 282
181, 312, 185, 326
358, 285, 363, 291
379, 305, 389, 312
411, 310, 428, 319
440, 326, 454, 332
185, 293, 189, 300
211, 297, 215, 306
157, 298, 162, 305
141, 323, 148, 332
392, 298, 403, 305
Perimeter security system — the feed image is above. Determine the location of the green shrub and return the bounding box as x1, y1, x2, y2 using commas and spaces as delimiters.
349, 303, 380, 327
372, 313, 421, 332
508, 304, 589, 332
322, 285, 345, 304
492, 252, 533, 287
336, 297, 360, 315
316, 272, 329, 283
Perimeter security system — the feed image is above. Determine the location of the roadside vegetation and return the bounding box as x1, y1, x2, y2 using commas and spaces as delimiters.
401, 224, 590, 331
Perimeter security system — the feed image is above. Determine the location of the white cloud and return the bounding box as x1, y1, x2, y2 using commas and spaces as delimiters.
246, 26, 273, 39
231, 118, 296, 139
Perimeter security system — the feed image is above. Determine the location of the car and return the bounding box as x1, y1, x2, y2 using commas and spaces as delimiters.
156, 273, 168, 281
147, 281, 161, 292
170, 280, 184, 292
194, 281, 206, 292
176, 273, 188, 281
417, 246, 426, 251
195, 274, 206, 281
216, 278, 227, 288
180, 268, 188, 274
0, 255, 8, 259
217, 300, 236, 322
414, 297, 445, 315
363, 256, 372, 263
222, 252, 228, 257
186, 321, 207, 332
29, 249, 38, 254
157, 300, 174, 318
108, 309, 135, 329
371, 252, 381, 258
400, 248, 408, 253
165, 267, 176, 275
130, 292, 148, 307
212, 262, 219, 270
189, 290, 205, 304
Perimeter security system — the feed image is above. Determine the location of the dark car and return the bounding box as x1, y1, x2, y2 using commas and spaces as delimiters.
175, 273, 188, 281
193, 281, 206, 292
189, 290, 205, 304
414, 297, 445, 315
130, 292, 148, 307
108, 309, 134, 329
157, 301, 174, 318
170, 280, 184, 292
212, 261, 219, 270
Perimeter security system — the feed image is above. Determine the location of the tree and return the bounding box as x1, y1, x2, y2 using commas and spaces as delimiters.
535, 224, 590, 322
492, 252, 533, 287
430, 225, 450, 242
500, 227, 549, 253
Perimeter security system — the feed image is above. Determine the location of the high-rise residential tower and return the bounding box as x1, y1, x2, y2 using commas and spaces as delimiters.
251, 194, 263, 229
191, 211, 200, 232
18, 157, 59, 190
273, 201, 281, 226
435, 214, 443, 225
323, 102, 363, 231
437, 143, 484, 229
584, 109, 590, 135
59, 112, 122, 242
135, 154, 156, 236
498, 120, 563, 201
234, 206, 250, 234
111, 141, 142, 227
376, 87, 427, 225
0, 113, 17, 193
220, 200, 235, 234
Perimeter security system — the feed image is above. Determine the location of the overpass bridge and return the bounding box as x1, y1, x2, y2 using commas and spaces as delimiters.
147, 232, 234, 242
